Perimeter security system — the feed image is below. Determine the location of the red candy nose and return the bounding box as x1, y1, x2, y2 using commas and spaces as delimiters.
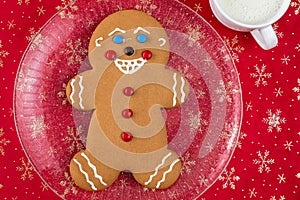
142, 50, 152, 60
105, 50, 117, 60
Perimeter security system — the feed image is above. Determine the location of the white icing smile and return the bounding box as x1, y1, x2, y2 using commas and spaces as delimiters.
114, 57, 147, 75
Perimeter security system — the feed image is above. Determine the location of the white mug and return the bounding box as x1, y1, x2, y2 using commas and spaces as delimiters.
209, 0, 291, 50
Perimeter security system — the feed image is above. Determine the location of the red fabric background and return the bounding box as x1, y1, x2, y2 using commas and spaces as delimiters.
0, 0, 299, 199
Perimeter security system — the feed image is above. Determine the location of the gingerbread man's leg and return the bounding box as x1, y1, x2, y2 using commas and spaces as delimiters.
70, 149, 120, 191
132, 150, 182, 190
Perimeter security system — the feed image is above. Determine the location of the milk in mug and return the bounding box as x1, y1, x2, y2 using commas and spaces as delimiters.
217, 0, 284, 25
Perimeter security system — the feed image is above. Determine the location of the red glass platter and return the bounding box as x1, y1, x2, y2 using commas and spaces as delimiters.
14, 0, 242, 199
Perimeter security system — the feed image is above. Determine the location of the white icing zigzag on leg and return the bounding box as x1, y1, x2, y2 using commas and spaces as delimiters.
180, 77, 186, 103
70, 79, 76, 105
144, 152, 172, 185
73, 158, 98, 191
155, 159, 180, 189
78, 75, 84, 109
172, 73, 178, 106
80, 152, 107, 186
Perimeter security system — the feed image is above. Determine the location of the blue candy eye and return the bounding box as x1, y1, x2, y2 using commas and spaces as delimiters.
113, 34, 124, 44
137, 34, 147, 43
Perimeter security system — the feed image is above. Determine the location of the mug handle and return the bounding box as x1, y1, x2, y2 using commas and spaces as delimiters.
250, 25, 278, 50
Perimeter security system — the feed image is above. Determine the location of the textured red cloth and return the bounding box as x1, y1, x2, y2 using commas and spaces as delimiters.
0, 0, 299, 199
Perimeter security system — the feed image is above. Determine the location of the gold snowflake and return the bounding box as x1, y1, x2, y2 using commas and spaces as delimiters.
186, 24, 205, 47
223, 35, 245, 63
37, 6, 46, 16
16, 157, 34, 181
25, 27, 37, 42
31, 116, 49, 139
0, 40, 9, 68
0, 128, 10, 156
180, 152, 196, 175
56, 0, 78, 19
17, 0, 30, 5
188, 111, 208, 135
215, 80, 239, 103
60, 171, 78, 197
62, 126, 84, 154
291, 0, 300, 15
135, 0, 157, 15
219, 167, 240, 189
60, 39, 88, 66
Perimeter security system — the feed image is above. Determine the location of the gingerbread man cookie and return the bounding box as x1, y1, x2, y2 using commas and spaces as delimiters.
66, 10, 189, 191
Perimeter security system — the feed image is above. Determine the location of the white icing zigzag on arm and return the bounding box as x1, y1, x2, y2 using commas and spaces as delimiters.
78, 75, 84, 109
144, 152, 172, 185
81, 152, 107, 186
73, 159, 98, 191
180, 77, 186, 103
155, 159, 180, 189
172, 73, 178, 106
70, 79, 76, 105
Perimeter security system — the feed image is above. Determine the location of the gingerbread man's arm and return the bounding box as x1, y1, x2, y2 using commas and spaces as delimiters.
158, 69, 190, 108
66, 69, 98, 111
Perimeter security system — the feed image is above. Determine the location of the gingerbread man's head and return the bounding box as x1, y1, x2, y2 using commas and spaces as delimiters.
88, 10, 170, 74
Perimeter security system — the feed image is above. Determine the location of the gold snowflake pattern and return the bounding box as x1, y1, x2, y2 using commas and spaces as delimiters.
291, 0, 300, 15
250, 64, 272, 87
198, 174, 209, 187
179, 64, 193, 79
180, 152, 196, 175
273, 23, 284, 38
219, 167, 240, 189
295, 43, 300, 52
253, 150, 275, 173
188, 111, 208, 135
262, 109, 286, 133
168, 190, 178, 199
194, 3, 202, 12
56, 0, 78, 19
25, 27, 37, 42
223, 35, 245, 63
281, 55, 290, 65
62, 126, 84, 154
60, 171, 78, 197
37, 6, 46, 16
16, 157, 34, 181
0, 40, 9, 68
220, 122, 239, 148
236, 132, 247, 149
17, 0, 30, 5
186, 24, 205, 47
135, 0, 158, 15
57, 83, 68, 105
40, 181, 49, 192
0, 183, 2, 189
0, 128, 10, 156
270, 195, 286, 200
215, 80, 240, 103
60, 39, 88, 66
292, 79, 300, 100
30, 33, 44, 50
31, 115, 49, 139
7, 20, 16, 30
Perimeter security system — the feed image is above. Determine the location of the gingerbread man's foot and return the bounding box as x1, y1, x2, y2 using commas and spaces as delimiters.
132, 152, 182, 189
70, 150, 120, 191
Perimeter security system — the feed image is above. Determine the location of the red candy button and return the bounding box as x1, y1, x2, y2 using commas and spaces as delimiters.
105, 50, 117, 60
142, 50, 152, 60
122, 109, 133, 118
123, 87, 134, 96
121, 132, 133, 142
